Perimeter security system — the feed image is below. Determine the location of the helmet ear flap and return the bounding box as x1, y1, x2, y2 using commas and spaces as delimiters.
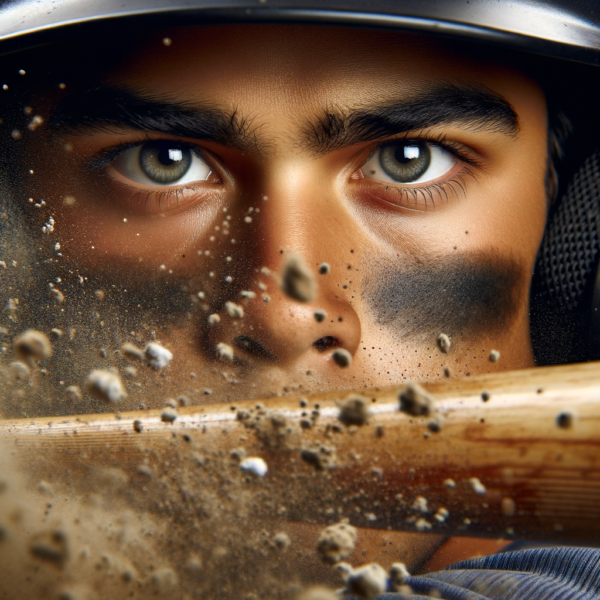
530, 150, 600, 365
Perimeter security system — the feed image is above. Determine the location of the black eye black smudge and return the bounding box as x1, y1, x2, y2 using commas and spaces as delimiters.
362, 252, 527, 340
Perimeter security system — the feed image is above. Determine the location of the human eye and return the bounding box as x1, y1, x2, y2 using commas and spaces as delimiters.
109, 139, 213, 187
362, 140, 456, 185
355, 138, 477, 210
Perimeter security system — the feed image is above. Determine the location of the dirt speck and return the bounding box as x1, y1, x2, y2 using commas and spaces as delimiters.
316, 521, 357, 564
338, 562, 387, 600
489, 349, 500, 362
240, 457, 268, 477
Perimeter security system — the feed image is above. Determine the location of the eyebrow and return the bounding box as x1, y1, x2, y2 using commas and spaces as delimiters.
302, 83, 519, 155
49, 85, 261, 152
49, 82, 518, 156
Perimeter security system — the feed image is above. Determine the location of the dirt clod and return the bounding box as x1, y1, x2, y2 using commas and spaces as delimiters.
86, 370, 127, 404
436, 333, 451, 354
398, 382, 435, 417
281, 254, 316, 303
316, 522, 357, 564
14, 330, 52, 362
338, 395, 369, 426
332, 348, 352, 368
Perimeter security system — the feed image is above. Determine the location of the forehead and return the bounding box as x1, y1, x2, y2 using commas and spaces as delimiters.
105, 25, 533, 107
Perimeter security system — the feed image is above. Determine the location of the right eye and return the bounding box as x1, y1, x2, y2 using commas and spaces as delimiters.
111, 140, 213, 186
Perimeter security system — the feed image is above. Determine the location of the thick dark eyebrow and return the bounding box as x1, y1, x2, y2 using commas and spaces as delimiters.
48, 85, 261, 152
302, 84, 519, 155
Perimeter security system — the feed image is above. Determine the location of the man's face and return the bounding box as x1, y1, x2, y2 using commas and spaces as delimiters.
15, 25, 548, 410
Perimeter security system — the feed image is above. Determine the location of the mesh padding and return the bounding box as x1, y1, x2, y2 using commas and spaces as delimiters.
536, 149, 600, 310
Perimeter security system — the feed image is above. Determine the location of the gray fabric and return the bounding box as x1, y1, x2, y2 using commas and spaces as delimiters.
354, 548, 600, 599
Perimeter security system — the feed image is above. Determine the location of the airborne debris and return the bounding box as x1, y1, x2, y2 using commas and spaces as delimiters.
281, 253, 316, 303
273, 532, 291, 550
14, 329, 52, 362
216, 342, 234, 362
86, 370, 127, 404
443, 478, 456, 488
501, 497, 516, 517
398, 382, 435, 416
442, 366, 452, 378
208, 313, 221, 325
318, 263, 331, 275
338, 395, 369, 426
314, 309, 327, 323
240, 457, 268, 477
316, 521, 357, 564
468, 477, 487, 494
49, 288, 64, 303
489, 349, 500, 362
481, 390, 491, 402
332, 348, 352, 368
556, 409, 576, 429
389, 562, 410, 590
161, 408, 178, 423
144, 342, 173, 369
65, 386, 81, 402
29, 530, 68, 564
133, 419, 143, 433
338, 562, 387, 600
225, 301, 244, 318
300, 445, 336, 470
121, 342, 145, 363
436, 333, 451, 354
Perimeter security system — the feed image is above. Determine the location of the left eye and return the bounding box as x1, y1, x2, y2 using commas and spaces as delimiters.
111, 140, 212, 186
361, 140, 456, 184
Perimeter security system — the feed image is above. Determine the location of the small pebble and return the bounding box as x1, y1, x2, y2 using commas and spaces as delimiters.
332, 348, 352, 368
281, 253, 316, 303
489, 349, 500, 362
65, 386, 81, 402
556, 409, 576, 429
481, 391, 490, 402
340, 562, 387, 600
314, 309, 327, 323
338, 395, 369, 426
468, 477, 487, 495
436, 333, 451, 354
316, 522, 357, 564
161, 408, 178, 423
121, 343, 145, 363
144, 342, 173, 369
216, 342, 234, 362
14, 330, 52, 362
225, 301, 244, 318
86, 370, 127, 404
240, 457, 268, 477
398, 382, 435, 417
318, 263, 330, 275
208, 313, 221, 325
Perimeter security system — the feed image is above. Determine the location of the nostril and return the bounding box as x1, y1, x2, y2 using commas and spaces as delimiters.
313, 336, 341, 352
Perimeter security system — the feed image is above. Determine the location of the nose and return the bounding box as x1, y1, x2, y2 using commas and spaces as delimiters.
204, 160, 362, 368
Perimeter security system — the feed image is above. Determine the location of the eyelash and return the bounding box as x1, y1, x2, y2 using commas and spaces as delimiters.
361, 132, 482, 208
